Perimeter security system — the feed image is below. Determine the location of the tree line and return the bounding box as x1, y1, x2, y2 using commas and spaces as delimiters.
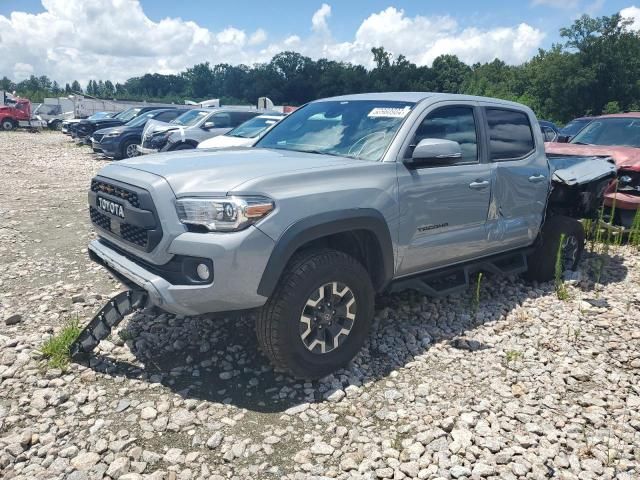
1, 13, 639, 123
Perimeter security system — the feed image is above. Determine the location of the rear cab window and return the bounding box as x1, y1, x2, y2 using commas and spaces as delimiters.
485, 108, 535, 161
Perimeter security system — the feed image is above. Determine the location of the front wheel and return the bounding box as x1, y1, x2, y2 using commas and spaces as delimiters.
256, 249, 374, 379
526, 215, 585, 282
2, 119, 16, 131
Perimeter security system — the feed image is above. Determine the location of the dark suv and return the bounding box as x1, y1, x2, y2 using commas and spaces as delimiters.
75, 107, 167, 144
91, 108, 187, 160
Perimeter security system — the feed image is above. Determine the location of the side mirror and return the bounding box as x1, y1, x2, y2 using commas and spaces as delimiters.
203, 121, 216, 130
556, 135, 570, 143
405, 138, 462, 168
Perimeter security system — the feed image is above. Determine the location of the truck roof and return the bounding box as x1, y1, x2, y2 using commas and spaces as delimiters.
314, 92, 527, 108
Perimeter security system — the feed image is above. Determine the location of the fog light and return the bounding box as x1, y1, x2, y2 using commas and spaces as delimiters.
196, 263, 211, 281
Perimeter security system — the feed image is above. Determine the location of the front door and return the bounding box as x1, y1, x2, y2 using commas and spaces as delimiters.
396, 104, 492, 276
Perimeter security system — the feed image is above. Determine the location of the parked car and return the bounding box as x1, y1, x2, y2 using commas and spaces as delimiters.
74, 107, 168, 144
63, 112, 116, 135
91, 108, 188, 160
558, 116, 593, 141
137, 107, 267, 154
197, 113, 286, 149
539, 120, 559, 142
80, 92, 615, 379
546, 112, 640, 228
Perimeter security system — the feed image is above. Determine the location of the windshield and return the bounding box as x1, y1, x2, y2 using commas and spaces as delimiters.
89, 112, 111, 120
227, 116, 283, 138
571, 117, 640, 148
256, 100, 414, 161
125, 112, 158, 127
115, 108, 141, 122
561, 119, 591, 136
172, 109, 209, 126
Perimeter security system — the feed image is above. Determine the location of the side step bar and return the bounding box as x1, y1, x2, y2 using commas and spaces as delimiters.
70, 290, 148, 360
390, 250, 529, 297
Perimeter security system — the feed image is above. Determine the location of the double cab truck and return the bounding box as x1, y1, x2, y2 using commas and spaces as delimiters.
79, 93, 615, 379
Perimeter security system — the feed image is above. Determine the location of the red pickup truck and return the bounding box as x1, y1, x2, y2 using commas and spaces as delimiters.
546, 112, 640, 228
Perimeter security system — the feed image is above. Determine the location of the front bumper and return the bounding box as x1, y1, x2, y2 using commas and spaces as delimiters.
90, 138, 103, 153
137, 146, 159, 155
88, 226, 275, 316
604, 191, 639, 228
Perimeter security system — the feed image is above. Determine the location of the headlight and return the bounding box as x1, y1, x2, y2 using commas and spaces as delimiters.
103, 131, 121, 138
175, 196, 275, 232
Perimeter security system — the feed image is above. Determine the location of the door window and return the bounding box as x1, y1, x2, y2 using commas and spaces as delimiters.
210, 113, 231, 128
409, 106, 478, 164
486, 109, 535, 161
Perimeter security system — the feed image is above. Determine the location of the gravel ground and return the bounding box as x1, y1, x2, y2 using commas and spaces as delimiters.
1, 130, 639, 480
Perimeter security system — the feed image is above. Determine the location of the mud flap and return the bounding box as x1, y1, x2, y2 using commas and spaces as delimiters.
70, 290, 148, 360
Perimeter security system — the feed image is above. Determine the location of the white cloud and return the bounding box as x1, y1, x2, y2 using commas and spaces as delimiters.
531, 0, 580, 8
621, 5, 640, 30
0, 1, 547, 85
312, 4, 332, 34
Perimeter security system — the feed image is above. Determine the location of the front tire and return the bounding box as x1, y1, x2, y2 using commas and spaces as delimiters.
256, 249, 374, 379
526, 215, 585, 282
2, 119, 16, 131
117, 140, 140, 160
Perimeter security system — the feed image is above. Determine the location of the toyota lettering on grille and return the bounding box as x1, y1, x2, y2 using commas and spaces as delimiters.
97, 197, 125, 219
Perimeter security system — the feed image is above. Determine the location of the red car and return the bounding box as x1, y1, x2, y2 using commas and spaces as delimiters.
546, 112, 640, 228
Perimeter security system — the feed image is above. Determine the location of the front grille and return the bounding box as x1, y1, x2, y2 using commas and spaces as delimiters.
93, 133, 104, 143
90, 207, 111, 231
89, 177, 161, 252
120, 223, 148, 248
91, 180, 140, 208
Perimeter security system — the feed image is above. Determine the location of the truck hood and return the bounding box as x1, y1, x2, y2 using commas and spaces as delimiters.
109, 148, 369, 196
545, 142, 640, 171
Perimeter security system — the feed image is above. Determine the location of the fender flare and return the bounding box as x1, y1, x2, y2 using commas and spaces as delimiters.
257, 209, 394, 297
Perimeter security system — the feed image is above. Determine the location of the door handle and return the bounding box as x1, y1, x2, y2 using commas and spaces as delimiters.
528, 174, 546, 183
469, 180, 489, 190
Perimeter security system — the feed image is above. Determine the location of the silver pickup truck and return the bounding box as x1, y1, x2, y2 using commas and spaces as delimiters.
80, 92, 615, 379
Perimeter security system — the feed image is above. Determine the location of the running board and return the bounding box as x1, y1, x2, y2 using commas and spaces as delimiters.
70, 290, 148, 360
390, 251, 529, 297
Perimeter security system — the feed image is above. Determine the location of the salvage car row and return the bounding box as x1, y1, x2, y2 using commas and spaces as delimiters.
63, 105, 286, 159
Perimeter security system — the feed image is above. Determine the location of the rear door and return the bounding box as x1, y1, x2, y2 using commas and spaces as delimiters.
481, 106, 550, 252
396, 102, 493, 275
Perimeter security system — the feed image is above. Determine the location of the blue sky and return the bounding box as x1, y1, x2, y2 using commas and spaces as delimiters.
0, 0, 638, 83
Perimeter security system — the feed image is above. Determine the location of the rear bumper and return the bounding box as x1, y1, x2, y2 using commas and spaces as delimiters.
88, 226, 275, 315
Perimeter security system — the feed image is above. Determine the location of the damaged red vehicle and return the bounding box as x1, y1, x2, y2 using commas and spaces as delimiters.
546, 112, 640, 228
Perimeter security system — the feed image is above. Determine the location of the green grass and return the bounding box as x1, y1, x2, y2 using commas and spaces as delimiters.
504, 349, 523, 366
630, 208, 640, 249
40, 317, 82, 370
471, 272, 483, 316
555, 233, 570, 300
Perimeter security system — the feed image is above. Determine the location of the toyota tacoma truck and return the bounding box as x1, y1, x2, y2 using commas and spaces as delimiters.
81, 93, 615, 379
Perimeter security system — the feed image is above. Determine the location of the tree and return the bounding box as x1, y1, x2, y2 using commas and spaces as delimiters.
71, 80, 82, 93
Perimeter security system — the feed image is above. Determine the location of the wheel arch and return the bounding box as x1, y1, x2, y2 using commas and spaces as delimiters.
257, 209, 394, 298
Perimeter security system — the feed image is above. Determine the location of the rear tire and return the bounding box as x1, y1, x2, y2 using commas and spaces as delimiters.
526, 215, 585, 282
49, 120, 62, 131
256, 249, 374, 379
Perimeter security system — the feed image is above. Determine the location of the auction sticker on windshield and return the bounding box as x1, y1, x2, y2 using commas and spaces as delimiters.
367, 106, 411, 118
